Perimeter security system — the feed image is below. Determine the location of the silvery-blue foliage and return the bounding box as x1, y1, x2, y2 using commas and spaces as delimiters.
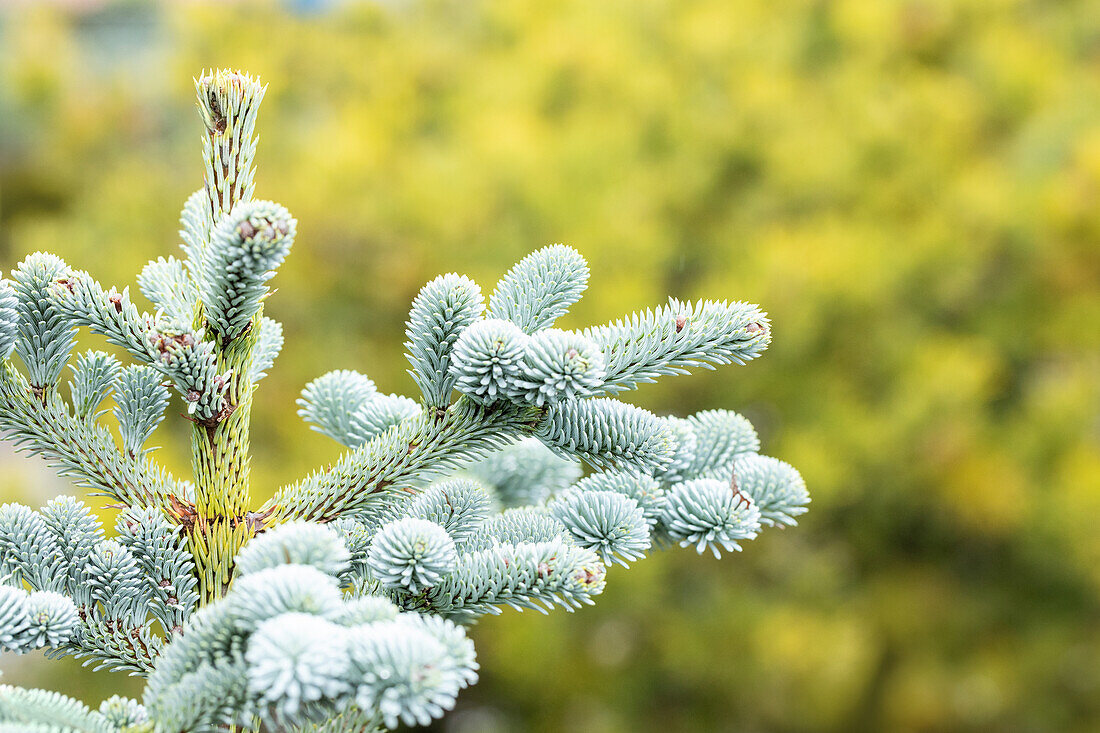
0, 73, 808, 733
463, 436, 581, 508
656, 416, 698, 485
367, 518, 458, 594
40, 496, 105, 607
0, 233, 810, 731
549, 488, 651, 567
448, 318, 528, 404
0, 685, 137, 732
399, 479, 491, 550
734, 453, 811, 527
115, 507, 199, 635
0, 502, 66, 592
137, 256, 197, 326
477, 507, 571, 549
511, 328, 606, 406
113, 366, 170, 457
297, 369, 377, 445
235, 521, 351, 579
246, 612, 352, 724
142, 541, 478, 732
688, 409, 760, 480
228, 565, 344, 632
661, 478, 762, 558
98, 694, 150, 729
0, 280, 19, 361
405, 274, 484, 407
70, 351, 122, 419
571, 469, 666, 525
536, 397, 674, 473
199, 200, 296, 341
11, 253, 75, 388
584, 297, 771, 394
86, 540, 148, 622
488, 244, 589, 332
249, 316, 284, 383
346, 393, 421, 447
23, 590, 80, 649
347, 620, 466, 729
50, 270, 230, 421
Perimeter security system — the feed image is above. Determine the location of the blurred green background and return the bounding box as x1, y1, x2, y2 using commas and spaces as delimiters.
2, 0, 1099, 731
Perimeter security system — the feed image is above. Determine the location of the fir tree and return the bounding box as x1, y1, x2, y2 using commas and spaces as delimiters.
0, 70, 808, 732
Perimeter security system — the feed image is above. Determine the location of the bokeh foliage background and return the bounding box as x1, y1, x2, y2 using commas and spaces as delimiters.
1, 0, 1099, 730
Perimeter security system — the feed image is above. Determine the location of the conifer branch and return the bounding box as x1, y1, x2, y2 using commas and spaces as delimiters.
0, 363, 191, 511
264, 398, 544, 525
0, 70, 809, 733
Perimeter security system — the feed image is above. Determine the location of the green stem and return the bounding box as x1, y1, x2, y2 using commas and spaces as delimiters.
186, 69, 267, 603
189, 322, 259, 602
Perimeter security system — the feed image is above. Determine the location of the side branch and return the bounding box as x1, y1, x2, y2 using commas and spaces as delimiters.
262, 398, 545, 525
52, 612, 164, 675
51, 273, 230, 423
0, 364, 191, 512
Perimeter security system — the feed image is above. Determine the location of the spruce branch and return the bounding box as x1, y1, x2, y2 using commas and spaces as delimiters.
115, 508, 200, 637
298, 370, 378, 445
463, 436, 581, 508
50, 271, 229, 422
488, 244, 589, 332
659, 478, 762, 558
40, 496, 104, 607
178, 189, 212, 283
199, 200, 296, 343
396, 479, 491, 551
183, 70, 276, 603
0, 584, 80, 655
470, 507, 571, 551
137, 256, 198, 327
10, 253, 76, 390
249, 316, 284, 384
584, 297, 771, 394
687, 409, 760, 480
0, 498, 196, 677
510, 328, 606, 406
0, 503, 68, 592
367, 518, 458, 594
405, 274, 484, 408
448, 318, 529, 404
144, 547, 477, 732
535, 397, 674, 473
195, 69, 265, 229
0, 362, 191, 512
0, 685, 118, 732
57, 611, 166, 675
732, 453, 810, 527
113, 366, 170, 459
0, 280, 19, 361
69, 350, 122, 420
264, 398, 544, 525
0, 69, 810, 733
419, 538, 607, 616
548, 488, 651, 567
571, 469, 665, 525
345, 394, 421, 448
